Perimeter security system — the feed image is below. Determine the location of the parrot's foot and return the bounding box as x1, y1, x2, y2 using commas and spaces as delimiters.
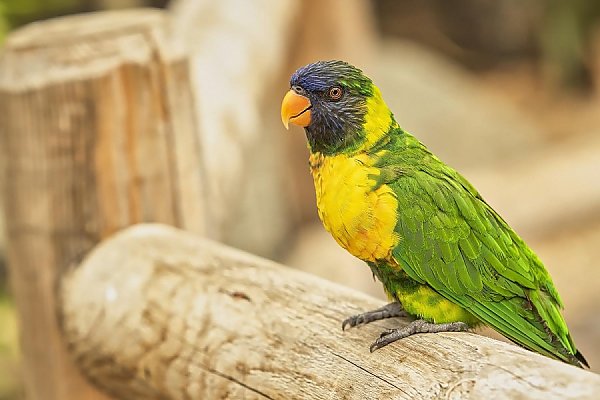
369, 320, 469, 352
342, 302, 407, 331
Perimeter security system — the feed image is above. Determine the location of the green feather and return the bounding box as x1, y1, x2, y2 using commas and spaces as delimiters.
374, 124, 584, 367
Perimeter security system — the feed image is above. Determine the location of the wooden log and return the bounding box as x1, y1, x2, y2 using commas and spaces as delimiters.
0, 10, 205, 400
60, 224, 600, 400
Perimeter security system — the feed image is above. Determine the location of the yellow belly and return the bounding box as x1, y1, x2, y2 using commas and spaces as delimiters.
310, 152, 399, 261
395, 285, 479, 324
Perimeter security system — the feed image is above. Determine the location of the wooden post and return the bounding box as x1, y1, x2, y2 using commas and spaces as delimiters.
167, 0, 379, 256
60, 224, 600, 400
0, 10, 205, 400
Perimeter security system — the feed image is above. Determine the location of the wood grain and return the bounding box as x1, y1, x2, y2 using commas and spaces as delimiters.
61, 224, 600, 400
0, 10, 204, 400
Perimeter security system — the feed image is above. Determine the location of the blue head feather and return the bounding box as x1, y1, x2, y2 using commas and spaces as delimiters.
288, 61, 374, 154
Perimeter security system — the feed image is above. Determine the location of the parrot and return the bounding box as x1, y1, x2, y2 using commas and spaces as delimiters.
280, 60, 588, 368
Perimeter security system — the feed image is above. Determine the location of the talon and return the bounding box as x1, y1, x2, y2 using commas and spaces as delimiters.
342, 318, 351, 331
342, 315, 358, 331
368, 320, 470, 353
343, 316, 358, 330
370, 336, 391, 352
379, 328, 394, 339
341, 302, 406, 332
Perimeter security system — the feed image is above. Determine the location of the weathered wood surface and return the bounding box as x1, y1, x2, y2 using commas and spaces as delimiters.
61, 224, 600, 400
0, 10, 204, 400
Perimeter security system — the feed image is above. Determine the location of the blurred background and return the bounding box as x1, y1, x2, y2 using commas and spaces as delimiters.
1, 0, 599, 398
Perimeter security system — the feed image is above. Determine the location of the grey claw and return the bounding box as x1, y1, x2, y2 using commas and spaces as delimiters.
369, 320, 469, 353
342, 302, 406, 331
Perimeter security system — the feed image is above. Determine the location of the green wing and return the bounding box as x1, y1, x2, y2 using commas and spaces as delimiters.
379, 142, 581, 365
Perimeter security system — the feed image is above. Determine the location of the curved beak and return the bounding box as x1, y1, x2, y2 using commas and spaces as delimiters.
281, 90, 312, 130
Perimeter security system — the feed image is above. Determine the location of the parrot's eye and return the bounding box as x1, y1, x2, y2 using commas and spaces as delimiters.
328, 86, 343, 100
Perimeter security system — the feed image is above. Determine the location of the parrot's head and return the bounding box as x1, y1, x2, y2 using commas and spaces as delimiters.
281, 60, 388, 155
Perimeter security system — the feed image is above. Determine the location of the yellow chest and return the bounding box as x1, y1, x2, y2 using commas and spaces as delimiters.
310, 152, 400, 261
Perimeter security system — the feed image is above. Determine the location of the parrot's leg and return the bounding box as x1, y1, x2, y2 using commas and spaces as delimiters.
342, 302, 407, 331
369, 319, 469, 352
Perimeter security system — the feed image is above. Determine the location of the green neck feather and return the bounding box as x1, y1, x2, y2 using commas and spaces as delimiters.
307, 84, 401, 156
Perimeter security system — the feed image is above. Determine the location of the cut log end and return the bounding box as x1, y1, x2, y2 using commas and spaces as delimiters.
0, 9, 183, 91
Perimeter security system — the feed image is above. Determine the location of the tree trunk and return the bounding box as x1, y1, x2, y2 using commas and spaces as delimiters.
0, 9, 204, 400
60, 224, 600, 400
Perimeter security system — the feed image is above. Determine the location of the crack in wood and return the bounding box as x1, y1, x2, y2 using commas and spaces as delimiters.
492, 363, 548, 392
199, 364, 275, 400
332, 351, 409, 396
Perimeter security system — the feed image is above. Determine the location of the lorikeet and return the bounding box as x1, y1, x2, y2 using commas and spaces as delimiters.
280, 60, 588, 368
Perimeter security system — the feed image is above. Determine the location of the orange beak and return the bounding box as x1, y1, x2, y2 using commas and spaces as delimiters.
281, 89, 312, 130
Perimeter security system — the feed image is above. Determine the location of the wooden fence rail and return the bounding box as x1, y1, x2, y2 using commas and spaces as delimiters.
60, 224, 600, 400
0, 9, 204, 400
